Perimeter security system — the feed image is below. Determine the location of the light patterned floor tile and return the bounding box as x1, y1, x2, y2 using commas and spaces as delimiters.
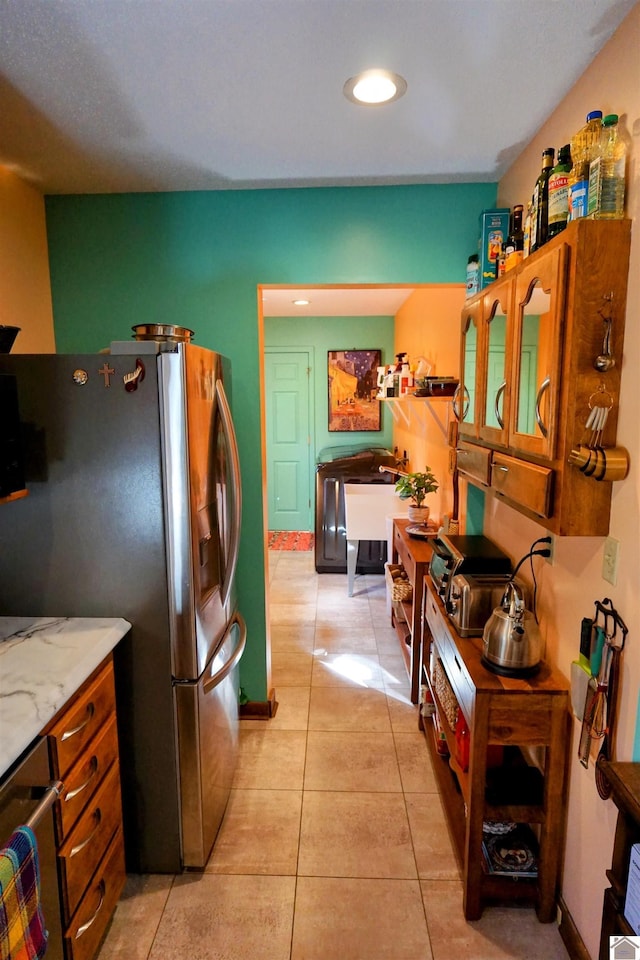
233, 728, 307, 789
206, 788, 302, 875
304, 730, 402, 792
291, 877, 432, 960
421, 879, 568, 959
308, 684, 391, 731
298, 791, 416, 879
406, 793, 460, 880
96, 874, 173, 960
311, 651, 384, 688
394, 731, 441, 793
148, 874, 295, 960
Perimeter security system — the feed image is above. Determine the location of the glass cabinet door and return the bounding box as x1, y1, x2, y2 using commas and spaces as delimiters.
479, 278, 512, 447
455, 298, 483, 439
510, 245, 567, 459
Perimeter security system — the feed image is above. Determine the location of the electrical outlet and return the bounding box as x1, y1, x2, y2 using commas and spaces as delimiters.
544, 535, 555, 565
602, 536, 620, 586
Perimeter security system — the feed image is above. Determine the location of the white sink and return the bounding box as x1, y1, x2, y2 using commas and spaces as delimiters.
343, 484, 409, 595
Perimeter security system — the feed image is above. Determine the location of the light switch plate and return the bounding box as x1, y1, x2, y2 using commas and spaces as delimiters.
602, 536, 620, 585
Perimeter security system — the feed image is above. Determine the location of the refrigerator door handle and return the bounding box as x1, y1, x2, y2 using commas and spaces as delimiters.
202, 613, 247, 694
216, 378, 242, 609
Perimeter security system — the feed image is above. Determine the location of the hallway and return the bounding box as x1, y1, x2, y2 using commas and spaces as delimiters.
97, 550, 569, 959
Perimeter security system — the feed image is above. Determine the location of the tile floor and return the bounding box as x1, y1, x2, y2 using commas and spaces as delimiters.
97, 550, 569, 960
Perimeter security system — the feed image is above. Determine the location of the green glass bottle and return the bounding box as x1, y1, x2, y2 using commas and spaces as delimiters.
529, 148, 555, 253
547, 144, 572, 238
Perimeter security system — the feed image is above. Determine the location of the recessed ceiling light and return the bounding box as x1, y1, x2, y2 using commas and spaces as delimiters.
343, 69, 407, 105
293, 299, 310, 306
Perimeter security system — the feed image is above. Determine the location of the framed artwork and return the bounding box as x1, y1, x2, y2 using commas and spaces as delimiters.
327, 349, 382, 432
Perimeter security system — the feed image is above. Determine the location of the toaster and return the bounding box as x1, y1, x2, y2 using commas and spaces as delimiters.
446, 573, 529, 638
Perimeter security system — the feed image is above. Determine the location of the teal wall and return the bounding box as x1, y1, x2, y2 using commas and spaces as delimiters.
265, 315, 396, 457
45, 182, 496, 700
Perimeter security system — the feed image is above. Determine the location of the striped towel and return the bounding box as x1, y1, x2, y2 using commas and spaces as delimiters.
0, 826, 47, 960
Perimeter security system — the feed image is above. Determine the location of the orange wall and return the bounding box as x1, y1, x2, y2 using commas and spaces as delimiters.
490, 6, 640, 956
0, 167, 55, 353
392, 285, 465, 525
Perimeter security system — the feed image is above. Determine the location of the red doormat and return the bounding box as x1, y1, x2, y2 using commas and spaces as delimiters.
268, 531, 315, 551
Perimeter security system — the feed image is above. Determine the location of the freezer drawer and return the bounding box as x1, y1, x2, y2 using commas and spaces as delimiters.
174, 613, 246, 868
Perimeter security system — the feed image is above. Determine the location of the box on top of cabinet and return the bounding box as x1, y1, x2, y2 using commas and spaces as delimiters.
478, 208, 510, 289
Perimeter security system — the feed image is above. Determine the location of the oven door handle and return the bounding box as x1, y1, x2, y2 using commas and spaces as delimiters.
24, 780, 64, 831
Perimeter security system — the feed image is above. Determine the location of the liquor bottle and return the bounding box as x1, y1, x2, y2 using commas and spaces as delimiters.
529, 148, 555, 253
568, 110, 602, 221
522, 202, 532, 258
547, 144, 572, 238
504, 204, 524, 270
588, 114, 627, 219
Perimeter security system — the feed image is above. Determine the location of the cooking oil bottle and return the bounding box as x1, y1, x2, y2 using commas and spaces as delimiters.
568, 109, 602, 221
587, 114, 627, 219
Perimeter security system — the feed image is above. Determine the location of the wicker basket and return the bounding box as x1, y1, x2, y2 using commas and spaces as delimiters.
432, 658, 459, 731
385, 563, 413, 603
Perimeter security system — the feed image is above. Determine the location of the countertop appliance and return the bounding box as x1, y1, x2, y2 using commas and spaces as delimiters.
0, 738, 64, 960
429, 534, 512, 607
482, 580, 542, 676
0, 340, 245, 873
447, 573, 529, 638
315, 444, 396, 574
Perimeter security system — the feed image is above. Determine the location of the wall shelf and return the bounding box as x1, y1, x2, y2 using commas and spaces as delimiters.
379, 395, 452, 439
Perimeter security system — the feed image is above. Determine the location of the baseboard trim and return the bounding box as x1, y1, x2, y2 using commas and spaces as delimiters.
239, 688, 279, 719
558, 895, 591, 960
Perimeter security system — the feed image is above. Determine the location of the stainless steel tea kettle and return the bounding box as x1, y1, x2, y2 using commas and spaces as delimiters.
482, 580, 542, 677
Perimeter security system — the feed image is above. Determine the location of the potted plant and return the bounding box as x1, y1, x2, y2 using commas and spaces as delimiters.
395, 467, 439, 522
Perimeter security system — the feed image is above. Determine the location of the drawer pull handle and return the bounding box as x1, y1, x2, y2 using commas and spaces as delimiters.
61, 702, 95, 742
454, 655, 462, 672
496, 465, 509, 473
75, 880, 106, 940
65, 757, 99, 802
535, 376, 551, 439
70, 808, 102, 857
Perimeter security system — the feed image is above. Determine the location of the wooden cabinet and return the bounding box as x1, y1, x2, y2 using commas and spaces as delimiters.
478, 275, 513, 448
390, 519, 434, 704
457, 296, 483, 440
597, 762, 640, 959
423, 580, 570, 921
456, 218, 631, 536
45, 656, 125, 960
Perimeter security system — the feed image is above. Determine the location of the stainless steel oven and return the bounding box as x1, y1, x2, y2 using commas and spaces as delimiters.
0, 738, 64, 960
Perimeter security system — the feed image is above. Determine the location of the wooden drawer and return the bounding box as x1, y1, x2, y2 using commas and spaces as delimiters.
491, 452, 553, 518
393, 525, 416, 582
58, 760, 122, 923
64, 827, 126, 960
56, 715, 119, 842
424, 586, 446, 647
456, 442, 491, 486
47, 659, 117, 779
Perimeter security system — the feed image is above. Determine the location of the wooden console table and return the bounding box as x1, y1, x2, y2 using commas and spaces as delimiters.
390, 518, 435, 704
423, 579, 570, 921
598, 762, 640, 958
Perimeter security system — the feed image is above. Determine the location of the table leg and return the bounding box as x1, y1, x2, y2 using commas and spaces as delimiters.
347, 539, 358, 596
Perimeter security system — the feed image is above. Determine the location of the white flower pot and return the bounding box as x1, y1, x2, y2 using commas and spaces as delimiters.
408, 505, 430, 523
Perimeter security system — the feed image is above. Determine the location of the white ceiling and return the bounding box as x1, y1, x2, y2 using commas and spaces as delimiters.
1, 0, 635, 196
261, 285, 415, 316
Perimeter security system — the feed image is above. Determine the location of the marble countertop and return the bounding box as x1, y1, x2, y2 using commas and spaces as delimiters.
0, 616, 131, 779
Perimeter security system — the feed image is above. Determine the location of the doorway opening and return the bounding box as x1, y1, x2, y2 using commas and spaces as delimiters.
260, 284, 416, 537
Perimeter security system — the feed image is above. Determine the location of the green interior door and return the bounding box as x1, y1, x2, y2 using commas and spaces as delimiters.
265, 349, 313, 531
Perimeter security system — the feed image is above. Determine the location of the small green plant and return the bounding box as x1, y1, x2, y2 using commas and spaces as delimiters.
395, 468, 439, 507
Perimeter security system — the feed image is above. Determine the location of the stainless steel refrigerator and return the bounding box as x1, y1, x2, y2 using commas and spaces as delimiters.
0, 339, 245, 872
